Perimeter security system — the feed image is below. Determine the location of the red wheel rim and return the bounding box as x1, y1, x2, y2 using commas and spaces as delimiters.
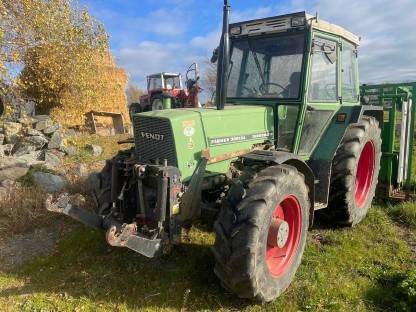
266, 195, 302, 277
355, 140, 375, 208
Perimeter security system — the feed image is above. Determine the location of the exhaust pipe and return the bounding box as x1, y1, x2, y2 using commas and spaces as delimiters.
215, 0, 230, 110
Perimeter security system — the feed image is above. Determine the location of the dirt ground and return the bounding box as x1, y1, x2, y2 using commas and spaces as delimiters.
0, 220, 69, 272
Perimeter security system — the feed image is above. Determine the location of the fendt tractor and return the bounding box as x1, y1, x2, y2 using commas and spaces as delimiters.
48, 1, 416, 302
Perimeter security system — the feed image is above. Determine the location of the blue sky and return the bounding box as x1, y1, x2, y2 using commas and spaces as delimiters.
80, 0, 416, 90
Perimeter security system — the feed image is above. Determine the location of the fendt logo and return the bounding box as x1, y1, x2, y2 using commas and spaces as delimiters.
140, 131, 165, 141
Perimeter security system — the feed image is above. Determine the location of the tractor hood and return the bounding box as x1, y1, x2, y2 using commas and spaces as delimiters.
133, 105, 274, 180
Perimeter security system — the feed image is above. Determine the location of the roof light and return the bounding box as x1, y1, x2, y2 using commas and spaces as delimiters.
291, 16, 305, 27
230, 26, 242, 35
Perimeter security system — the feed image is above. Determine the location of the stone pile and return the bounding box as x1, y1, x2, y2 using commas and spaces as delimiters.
0, 115, 79, 184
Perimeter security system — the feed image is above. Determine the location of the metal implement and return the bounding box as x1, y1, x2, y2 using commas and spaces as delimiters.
361, 83, 416, 199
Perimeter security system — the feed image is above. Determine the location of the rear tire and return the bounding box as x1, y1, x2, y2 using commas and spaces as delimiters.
328, 116, 382, 226
213, 165, 310, 302
88, 161, 112, 215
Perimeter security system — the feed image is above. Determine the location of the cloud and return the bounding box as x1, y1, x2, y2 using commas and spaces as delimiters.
190, 30, 220, 51
137, 8, 191, 36
302, 0, 416, 83
115, 0, 416, 91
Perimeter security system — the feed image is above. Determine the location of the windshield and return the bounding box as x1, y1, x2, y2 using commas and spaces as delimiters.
227, 32, 305, 99
164, 76, 181, 89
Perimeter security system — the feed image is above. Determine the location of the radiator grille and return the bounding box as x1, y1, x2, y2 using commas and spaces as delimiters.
133, 116, 177, 166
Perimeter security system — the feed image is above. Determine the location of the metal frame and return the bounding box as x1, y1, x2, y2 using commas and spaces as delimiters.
361, 82, 416, 198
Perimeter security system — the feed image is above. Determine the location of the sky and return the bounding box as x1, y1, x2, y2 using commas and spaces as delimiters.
79, 0, 416, 91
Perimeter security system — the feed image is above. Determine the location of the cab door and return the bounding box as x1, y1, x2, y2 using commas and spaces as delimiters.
298, 32, 341, 156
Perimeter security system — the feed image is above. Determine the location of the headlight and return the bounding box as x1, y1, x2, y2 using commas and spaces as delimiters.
291, 17, 306, 27
230, 26, 242, 35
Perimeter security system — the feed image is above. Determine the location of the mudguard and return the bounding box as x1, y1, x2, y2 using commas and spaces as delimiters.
241, 150, 315, 227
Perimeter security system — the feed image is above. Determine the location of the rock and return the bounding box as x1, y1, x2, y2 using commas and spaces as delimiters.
73, 163, 88, 177
32, 172, 67, 192
35, 119, 53, 131
4, 122, 22, 144
2, 144, 14, 156
44, 151, 62, 169
0, 153, 44, 170
64, 145, 77, 156
13, 136, 49, 156
27, 128, 44, 136
33, 115, 51, 122
87, 144, 103, 156
64, 128, 80, 138
43, 123, 61, 135
48, 130, 65, 150
26, 135, 49, 148
18, 116, 37, 126
0, 145, 4, 157
0, 167, 29, 182
0, 133, 4, 145
15, 152, 44, 166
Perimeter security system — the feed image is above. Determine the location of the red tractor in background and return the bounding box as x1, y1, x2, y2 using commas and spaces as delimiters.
129, 63, 201, 118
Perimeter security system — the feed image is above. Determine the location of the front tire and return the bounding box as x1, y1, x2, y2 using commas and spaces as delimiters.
213, 165, 310, 302
328, 116, 382, 226
151, 95, 164, 111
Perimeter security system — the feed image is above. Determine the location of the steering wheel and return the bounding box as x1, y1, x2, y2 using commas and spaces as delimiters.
259, 82, 288, 96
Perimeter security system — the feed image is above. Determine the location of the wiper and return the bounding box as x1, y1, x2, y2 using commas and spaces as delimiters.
248, 40, 266, 85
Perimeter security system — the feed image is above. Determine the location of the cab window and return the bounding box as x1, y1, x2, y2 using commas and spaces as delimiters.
341, 41, 358, 102
308, 37, 337, 102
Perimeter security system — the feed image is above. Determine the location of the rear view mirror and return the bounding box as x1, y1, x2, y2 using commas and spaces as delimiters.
211, 47, 219, 63
361, 95, 370, 105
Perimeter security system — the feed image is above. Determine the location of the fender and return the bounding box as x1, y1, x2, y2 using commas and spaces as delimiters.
351, 105, 384, 129
241, 150, 316, 227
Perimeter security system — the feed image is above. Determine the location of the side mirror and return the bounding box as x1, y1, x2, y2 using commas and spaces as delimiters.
211, 47, 219, 63
361, 95, 370, 105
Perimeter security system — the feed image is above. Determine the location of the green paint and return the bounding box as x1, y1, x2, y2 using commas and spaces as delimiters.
139, 106, 274, 181
361, 82, 416, 194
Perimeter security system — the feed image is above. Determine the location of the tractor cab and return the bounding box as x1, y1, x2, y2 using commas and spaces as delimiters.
134, 63, 201, 114
147, 73, 183, 93
144, 72, 184, 111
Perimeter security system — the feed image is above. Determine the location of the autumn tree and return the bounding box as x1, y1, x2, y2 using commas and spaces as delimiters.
0, 0, 128, 126
126, 84, 144, 105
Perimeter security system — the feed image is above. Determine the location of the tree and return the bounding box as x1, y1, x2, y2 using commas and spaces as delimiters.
126, 84, 144, 105
0, 0, 128, 126
202, 59, 217, 106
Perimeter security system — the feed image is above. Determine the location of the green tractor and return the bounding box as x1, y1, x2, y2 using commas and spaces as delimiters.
48, 1, 411, 302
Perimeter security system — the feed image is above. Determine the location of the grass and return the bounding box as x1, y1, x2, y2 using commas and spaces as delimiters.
0, 205, 414, 312
386, 201, 416, 228
64, 133, 132, 166
0, 185, 56, 235
0, 134, 415, 311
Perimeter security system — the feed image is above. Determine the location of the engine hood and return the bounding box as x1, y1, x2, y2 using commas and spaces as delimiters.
135, 105, 274, 180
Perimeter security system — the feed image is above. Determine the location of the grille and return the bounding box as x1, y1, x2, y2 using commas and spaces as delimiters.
133, 116, 177, 167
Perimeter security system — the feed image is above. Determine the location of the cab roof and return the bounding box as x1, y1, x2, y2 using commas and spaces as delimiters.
229, 11, 360, 46
147, 73, 181, 78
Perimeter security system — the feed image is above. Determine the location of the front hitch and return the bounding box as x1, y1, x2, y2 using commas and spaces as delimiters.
46, 193, 163, 258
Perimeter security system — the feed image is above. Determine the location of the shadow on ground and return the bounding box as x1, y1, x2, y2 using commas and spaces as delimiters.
0, 225, 254, 311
